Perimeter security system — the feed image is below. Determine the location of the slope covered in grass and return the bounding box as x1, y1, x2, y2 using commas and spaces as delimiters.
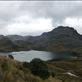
0, 55, 82, 82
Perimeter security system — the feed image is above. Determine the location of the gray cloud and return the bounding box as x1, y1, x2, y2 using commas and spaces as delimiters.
11, 1, 82, 29
0, 1, 82, 35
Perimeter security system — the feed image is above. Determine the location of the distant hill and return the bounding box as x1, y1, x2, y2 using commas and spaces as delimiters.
0, 26, 82, 53
0, 35, 16, 52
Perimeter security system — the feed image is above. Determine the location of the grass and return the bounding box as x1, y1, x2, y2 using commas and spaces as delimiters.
0, 55, 82, 82
47, 60, 82, 82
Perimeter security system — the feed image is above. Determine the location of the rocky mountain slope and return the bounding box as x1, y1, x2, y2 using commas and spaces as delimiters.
40, 26, 82, 53
0, 26, 82, 53
0, 35, 17, 52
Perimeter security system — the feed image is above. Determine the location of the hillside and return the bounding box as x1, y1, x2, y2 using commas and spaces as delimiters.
7, 26, 82, 53
0, 35, 17, 52
0, 56, 82, 82
0, 26, 82, 53
41, 26, 82, 53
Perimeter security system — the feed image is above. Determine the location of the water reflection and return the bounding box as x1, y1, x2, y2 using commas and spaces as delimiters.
0, 50, 78, 62
9, 50, 77, 62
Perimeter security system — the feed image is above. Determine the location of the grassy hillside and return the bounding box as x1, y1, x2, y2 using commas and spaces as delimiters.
0, 56, 82, 82
48, 60, 82, 82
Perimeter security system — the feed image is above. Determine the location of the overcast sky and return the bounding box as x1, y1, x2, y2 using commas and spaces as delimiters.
0, 1, 82, 36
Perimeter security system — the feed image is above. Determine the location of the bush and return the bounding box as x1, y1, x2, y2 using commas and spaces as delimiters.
30, 58, 50, 80
22, 62, 30, 68
8, 55, 14, 59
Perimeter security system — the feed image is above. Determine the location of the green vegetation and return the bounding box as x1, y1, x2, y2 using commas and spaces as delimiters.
47, 60, 82, 82
0, 55, 82, 82
30, 58, 50, 80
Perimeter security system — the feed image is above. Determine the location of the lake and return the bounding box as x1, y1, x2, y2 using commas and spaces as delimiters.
7, 50, 78, 62
0, 50, 78, 62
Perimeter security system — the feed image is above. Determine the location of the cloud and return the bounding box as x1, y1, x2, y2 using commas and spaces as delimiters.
0, 1, 82, 35
7, 15, 53, 36
20, 1, 82, 24
63, 17, 82, 34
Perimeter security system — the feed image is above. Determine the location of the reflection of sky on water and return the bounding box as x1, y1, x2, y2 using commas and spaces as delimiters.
9, 50, 76, 62
0, 50, 77, 62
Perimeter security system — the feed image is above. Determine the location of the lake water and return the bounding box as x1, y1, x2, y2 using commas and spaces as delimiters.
7, 50, 77, 62
0, 50, 78, 62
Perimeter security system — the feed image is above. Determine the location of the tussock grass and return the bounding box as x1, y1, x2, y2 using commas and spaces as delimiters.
0, 56, 82, 82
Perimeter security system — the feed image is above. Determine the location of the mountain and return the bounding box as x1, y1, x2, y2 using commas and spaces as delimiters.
0, 35, 17, 52
7, 35, 24, 41
5, 26, 82, 53
42, 26, 81, 39
40, 26, 82, 53
7, 35, 33, 51
7, 35, 49, 51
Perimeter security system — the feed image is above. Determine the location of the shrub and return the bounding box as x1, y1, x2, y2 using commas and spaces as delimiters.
22, 62, 30, 68
30, 58, 50, 80
8, 55, 14, 59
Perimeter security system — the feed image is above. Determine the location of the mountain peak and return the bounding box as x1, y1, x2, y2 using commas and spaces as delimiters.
42, 26, 79, 37
49, 26, 80, 37
52, 26, 78, 33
